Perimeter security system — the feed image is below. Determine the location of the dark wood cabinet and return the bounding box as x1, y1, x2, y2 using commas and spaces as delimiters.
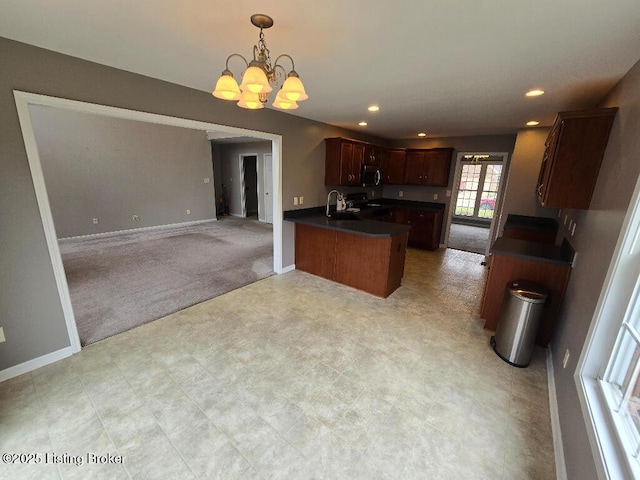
382, 149, 407, 184
536, 107, 617, 209
363, 144, 381, 167
406, 209, 443, 250
325, 138, 363, 186
377, 206, 442, 250
480, 251, 571, 346
295, 224, 408, 298
403, 148, 453, 187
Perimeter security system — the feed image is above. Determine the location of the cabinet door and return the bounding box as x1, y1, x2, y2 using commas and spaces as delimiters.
424, 149, 452, 186
385, 150, 406, 184
350, 143, 365, 185
407, 210, 435, 249
404, 151, 425, 185
339, 141, 355, 185
363, 144, 381, 167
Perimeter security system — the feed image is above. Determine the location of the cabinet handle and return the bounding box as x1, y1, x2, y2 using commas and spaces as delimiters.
537, 184, 543, 197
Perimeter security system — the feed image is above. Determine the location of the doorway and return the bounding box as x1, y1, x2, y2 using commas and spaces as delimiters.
242, 155, 259, 219
14, 90, 284, 354
445, 153, 508, 256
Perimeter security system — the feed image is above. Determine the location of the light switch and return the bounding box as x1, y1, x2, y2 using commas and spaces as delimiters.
204, 178, 210, 184
293, 197, 299, 206
0, 327, 5, 343
399, 191, 404, 198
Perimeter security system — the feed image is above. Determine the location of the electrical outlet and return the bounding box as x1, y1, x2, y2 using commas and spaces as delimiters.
371, 191, 375, 197
563, 349, 570, 368
299, 196, 304, 205
186, 209, 191, 215
132, 215, 140, 221
293, 197, 299, 206
446, 190, 451, 197
399, 191, 404, 198
0, 327, 5, 343
433, 193, 438, 200
204, 178, 210, 184
571, 223, 576, 236
92, 218, 99, 225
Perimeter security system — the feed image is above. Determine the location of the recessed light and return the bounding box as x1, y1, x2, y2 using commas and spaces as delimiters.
525, 89, 545, 97
417, 133, 427, 137
358, 121, 368, 126
526, 120, 540, 126
367, 105, 380, 112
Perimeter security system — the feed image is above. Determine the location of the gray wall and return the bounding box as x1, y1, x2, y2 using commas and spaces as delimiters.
0, 36, 383, 370
552, 58, 640, 480
216, 141, 272, 217
498, 128, 559, 233
29, 106, 215, 238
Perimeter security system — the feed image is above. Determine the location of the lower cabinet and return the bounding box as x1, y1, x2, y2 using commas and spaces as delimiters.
295, 224, 408, 298
376, 207, 443, 250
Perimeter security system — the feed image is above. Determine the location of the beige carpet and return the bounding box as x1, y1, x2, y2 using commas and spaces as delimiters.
59, 218, 273, 346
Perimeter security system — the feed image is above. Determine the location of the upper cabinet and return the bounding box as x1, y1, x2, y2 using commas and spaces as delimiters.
325, 138, 453, 187
383, 149, 407, 184
403, 148, 453, 187
363, 144, 381, 167
325, 138, 363, 186
536, 108, 617, 209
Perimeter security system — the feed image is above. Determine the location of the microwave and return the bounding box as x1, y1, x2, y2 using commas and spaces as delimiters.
361, 165, 381, 187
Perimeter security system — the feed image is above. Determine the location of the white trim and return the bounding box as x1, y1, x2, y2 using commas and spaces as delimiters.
12, 90, 286, 358
281, 264, 296, 274
547, 348, 568, 480
444, 151, 509, 258
0, 347, 74, 383
58, 218, 217, 242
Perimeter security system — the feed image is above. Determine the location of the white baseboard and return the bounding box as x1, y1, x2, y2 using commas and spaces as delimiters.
59, 218, 217, 242
281, 264, 296, 274
0, 346, 74, 383
547, 348, 568, 480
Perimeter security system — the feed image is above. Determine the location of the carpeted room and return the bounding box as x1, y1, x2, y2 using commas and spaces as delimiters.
28, 104, 275, 346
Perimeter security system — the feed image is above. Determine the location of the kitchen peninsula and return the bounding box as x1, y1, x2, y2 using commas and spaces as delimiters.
285, 211, 409, 298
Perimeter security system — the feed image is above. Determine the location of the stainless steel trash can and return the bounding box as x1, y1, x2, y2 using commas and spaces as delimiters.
490, 280, 548, 367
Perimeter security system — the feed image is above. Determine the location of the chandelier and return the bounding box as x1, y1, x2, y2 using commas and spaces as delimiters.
212, 14, 308, 110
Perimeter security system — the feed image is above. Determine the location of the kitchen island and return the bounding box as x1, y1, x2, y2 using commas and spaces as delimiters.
285, 210, 411, 297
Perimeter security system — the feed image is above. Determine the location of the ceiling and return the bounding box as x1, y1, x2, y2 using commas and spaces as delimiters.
2, 1, 640, 140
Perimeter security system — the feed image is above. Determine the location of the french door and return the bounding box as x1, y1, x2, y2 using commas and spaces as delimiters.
454, 161, 503, 220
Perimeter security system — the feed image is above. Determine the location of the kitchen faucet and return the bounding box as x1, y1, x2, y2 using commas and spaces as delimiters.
326, 190, 345, 216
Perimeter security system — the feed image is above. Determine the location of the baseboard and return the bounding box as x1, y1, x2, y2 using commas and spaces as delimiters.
547, 347, 568, 480
0, 346, 74, 383
281, 264, 296, 273
59, 218, 218, 242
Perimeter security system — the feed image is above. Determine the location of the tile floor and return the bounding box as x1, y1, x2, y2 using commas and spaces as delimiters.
0, 248, 556, 479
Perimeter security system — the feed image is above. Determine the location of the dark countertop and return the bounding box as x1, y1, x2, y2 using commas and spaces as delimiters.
284, 198, 445, 238
490, 237, 574, 265
284, 212, 411, 238
505, 214, 559, 231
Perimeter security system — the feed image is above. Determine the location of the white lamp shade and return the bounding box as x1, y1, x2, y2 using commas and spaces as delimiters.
212, 74, 241, 101
272, 92, 299, 110
239, 66, 273, 94
280, 75, 308, 102
237, 90, 264, 109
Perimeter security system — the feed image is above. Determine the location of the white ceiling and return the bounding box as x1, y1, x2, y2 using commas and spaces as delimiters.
2, 0, 640, 140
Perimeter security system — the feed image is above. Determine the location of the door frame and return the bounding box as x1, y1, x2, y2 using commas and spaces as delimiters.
444, 151, 510, 257
13, 90, 284, 354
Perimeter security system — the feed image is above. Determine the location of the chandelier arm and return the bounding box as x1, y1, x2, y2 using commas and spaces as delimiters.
224, 53, 249, 71
273, 54, 295, 72
272, 64, 287, 83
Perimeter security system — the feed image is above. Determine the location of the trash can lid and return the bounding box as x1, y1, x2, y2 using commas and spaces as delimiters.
507, 280, 548, 303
